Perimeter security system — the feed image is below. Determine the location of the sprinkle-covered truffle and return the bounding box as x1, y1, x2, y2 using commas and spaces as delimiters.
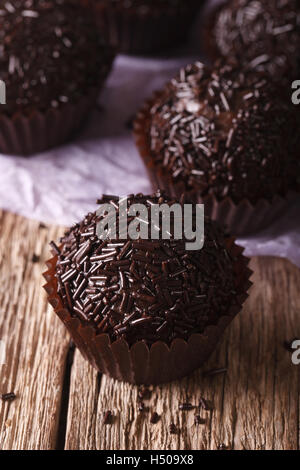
54, 192, 240, 346
147, 61, 299, 205
0, 0, 114, 116
209, 0, 300, 79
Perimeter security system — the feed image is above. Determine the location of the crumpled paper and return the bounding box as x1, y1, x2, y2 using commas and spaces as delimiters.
0, 2, 299, 268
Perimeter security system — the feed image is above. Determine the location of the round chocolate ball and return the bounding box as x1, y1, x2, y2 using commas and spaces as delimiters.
208, 0, 300, 81
0, 0, 114, 116
55, 192, 241, 346
147, 61, 300, 205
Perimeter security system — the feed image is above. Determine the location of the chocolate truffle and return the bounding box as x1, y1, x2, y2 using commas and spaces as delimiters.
0, 0, 114, 116
208, 0, 300, 80
0, 0, 115, 155
142, 61, 299, 206
54, 192, 243, 346
45, 192, 252, 383
84, 0, 203, 54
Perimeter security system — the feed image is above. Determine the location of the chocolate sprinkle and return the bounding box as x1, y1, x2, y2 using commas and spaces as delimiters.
50, 241, 61, 256
169, 423, 178, 434
31, 253, 40, 263
150, 412, 160, 424
179, 402, 195, 411
0, 0, 114, 116
1, 392, 16, 402
54, 192, 240, 346
199, 397, 213, 411
147, 61, 300, 205
103, 410, 113, 425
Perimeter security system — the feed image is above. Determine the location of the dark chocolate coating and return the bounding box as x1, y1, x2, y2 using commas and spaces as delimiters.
54, 192, 240, 346
209, 0, 300, 80
147, 61, 300, 205
0, 0, 114, 116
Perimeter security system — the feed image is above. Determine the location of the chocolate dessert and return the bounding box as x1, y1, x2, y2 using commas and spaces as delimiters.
134, 61, 300, 234
0, 0, 115, 154
44, 192, 252, 384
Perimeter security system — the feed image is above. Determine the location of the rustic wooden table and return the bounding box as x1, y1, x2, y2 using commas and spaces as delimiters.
0, 210, 299, 450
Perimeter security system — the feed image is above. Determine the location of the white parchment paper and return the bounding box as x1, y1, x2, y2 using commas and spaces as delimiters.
0, 2, 299, 267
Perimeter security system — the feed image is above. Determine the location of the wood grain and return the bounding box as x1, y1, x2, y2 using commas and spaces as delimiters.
65, 258, 300, 451
0, 210, 299, 450
0, 211, 69, 450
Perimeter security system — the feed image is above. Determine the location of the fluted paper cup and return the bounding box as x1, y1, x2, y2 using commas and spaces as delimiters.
44, 238, 252, 385
82, 0, 203, 55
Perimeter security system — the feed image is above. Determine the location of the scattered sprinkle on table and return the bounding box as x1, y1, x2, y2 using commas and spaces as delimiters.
169, 423, 178, 434
103, 410, 113, 425
200, 397, 213, 411
31, 253, 40, 263
1, 392, 16, 402
150, 412, 160, 424
179, 402, 195, 411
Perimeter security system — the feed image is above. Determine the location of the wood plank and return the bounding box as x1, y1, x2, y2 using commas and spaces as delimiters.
0, 211, 69, 450
65, 257, 300, 450
64, 350, 99, 450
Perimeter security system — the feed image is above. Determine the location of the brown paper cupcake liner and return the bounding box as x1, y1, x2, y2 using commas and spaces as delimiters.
133, 93, 299, 236
0, 87, 102, 156
84, 0, 202, 55
43, 240, 252, 385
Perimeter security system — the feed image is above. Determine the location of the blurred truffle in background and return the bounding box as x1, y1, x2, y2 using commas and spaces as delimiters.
0, 0, 115, 155
205, 0, 300, 83
134, 59, 300, 235
81, 0, 205, 55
